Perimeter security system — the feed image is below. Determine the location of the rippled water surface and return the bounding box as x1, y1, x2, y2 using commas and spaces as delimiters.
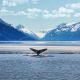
0, 54, 80, 80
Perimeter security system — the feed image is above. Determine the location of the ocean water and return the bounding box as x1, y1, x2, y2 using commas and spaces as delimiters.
0, 41, 80, 80
0, 41, 80, 46
0, 41, 80, 53
0, 54, 80, 80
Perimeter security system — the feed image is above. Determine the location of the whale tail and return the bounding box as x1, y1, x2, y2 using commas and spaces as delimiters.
30, 48, 47, 55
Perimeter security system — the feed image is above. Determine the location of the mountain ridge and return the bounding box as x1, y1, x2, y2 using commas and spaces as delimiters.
0, 18, 80, 41
42, 22, 80, 41
0, 18, 38, 41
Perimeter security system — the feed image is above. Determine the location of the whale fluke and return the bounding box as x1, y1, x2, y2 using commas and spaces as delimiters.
30, 48, 47, 56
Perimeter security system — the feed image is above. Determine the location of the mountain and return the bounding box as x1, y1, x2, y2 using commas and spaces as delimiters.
0, 19, 38, 41
42, 22, 80, 41
1, 18, 80, 41
15, 25, 39, 40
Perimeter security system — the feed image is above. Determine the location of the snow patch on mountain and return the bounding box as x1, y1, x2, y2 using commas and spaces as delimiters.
15, 25, 32, 34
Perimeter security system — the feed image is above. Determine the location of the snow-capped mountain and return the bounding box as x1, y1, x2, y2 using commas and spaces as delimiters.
1, 17, 80, 41
70, 22, 80, 32
15, 25, 39, 40
16, 25, 34, 34
0, 19, 38, 41
56, 22, 80, 32
42, 22, 80, 41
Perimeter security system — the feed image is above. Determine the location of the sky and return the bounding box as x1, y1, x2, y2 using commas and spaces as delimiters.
0, 0, 80, 32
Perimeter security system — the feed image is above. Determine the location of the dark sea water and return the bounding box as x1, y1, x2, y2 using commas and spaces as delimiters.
0, 54, 80, 80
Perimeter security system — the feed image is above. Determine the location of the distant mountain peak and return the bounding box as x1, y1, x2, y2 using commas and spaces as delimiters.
42, 22, 80, 41
16, 24, 33, 34
56, 22, 80, 32
16, 24, 39, 40
54, 23, 71, 32
16, 24, 24, 29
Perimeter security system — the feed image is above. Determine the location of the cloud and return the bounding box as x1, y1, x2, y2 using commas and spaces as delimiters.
43, 13, 71, 19
2, 1, 80, 19
31, 0, 40, 4
1, 2, 80, 19
58, 7, 74, 13
43, 9, 50, 14
0, 8, 9, 13
26, 8, 42, 19
2, 0, 29, 6
0, 8, 41, 19
0, 8, 16, 15
0, 7, 72, 19
53, 7, 74, 14
27, 8, 42, 13
66, 3, 80, 9
16, 11, 27, 16
74, 13, 80, 17
2, 0, 16, 6
42, 6, 74, 19
43, 7, 73, 19
43, 3, 80, 19
2, 0, 40, 6
26, 13, 38, 19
